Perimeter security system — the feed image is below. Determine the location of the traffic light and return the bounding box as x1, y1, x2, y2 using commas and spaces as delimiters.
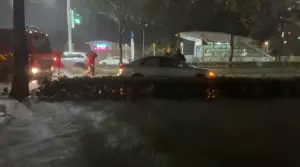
71, 9, 82, 28
71, 9, 75, 28
75, 13, 82, 24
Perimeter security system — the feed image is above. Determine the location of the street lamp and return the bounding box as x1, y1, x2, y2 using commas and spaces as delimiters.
264, 41, 269, 53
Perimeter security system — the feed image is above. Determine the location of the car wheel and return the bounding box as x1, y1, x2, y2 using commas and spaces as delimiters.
101, 62, 107, 67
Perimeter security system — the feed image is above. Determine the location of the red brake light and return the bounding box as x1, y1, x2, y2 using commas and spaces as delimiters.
118, 65, 124, 73
53, 57, 57, 61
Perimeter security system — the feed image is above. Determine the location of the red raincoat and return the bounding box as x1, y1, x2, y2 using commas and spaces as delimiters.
52, 50, 64, 68
86, 51, 97, 67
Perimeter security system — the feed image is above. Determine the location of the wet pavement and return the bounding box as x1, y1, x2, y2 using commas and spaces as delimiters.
1, 99, 300, 166
0, 100, 152, 167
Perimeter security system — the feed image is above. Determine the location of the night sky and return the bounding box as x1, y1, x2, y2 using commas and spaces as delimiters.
0, 0, 296, 51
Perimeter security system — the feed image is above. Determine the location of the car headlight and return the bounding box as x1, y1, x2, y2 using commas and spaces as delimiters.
31, 67, 39, 74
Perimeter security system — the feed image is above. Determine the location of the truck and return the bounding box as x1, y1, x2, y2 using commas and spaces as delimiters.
0, 26, 55, 81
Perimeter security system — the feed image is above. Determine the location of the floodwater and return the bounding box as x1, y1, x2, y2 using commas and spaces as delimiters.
1, 99, 300, 167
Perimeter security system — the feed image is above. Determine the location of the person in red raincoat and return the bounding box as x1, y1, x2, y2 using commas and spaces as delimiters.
85, 51, 97, 76
52, 50, 64, 76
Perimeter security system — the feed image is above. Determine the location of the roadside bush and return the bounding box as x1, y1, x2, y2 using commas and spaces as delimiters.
34, 76, 300, 101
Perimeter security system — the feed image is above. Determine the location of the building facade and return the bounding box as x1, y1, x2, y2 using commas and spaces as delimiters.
178, 31, 274, 63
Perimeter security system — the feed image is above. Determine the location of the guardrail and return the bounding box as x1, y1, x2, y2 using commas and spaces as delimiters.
191, 62, 300, 68
96, 62, 300, 69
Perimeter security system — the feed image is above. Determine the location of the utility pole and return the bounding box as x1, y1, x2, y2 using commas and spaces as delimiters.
142, 24, 148, 57
118, 22, 123, 64
142, 29, 145, 57
10, 0, 29, 100
67, 0, 73, 52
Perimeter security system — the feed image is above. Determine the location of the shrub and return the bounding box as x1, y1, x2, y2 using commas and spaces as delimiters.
34, 77, 300, 101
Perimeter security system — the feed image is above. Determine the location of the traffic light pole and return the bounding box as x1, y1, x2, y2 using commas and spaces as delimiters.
67, 0, 73, 52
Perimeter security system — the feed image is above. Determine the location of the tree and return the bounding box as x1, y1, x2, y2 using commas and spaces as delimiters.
210, 1, 249, 63
144, 0, 248, 60
9, 0, 30, 100
144, 0, 280, 61
218, 0, 279, 62
223, 0, 279, 40
143, 0, 195, 48
88, 0, 146, 64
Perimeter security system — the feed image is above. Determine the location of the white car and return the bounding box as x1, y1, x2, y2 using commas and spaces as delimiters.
99, 56, 129, 66
118, 56, 216, 78
62, 52, 88, 69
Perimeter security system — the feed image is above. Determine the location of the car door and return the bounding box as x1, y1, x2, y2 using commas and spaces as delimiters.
135, 57, 160, 77
159, 57, 180, 77
61, 53, 74, 68
73, 54, 86, 65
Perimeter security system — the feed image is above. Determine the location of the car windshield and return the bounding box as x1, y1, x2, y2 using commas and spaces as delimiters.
32, 35, 52, 53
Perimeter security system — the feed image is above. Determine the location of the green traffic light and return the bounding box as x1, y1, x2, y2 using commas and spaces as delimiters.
71, 8, 82, 28
75, 18, 81, 24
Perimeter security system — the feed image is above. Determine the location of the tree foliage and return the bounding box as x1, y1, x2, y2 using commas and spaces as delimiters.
87, 0, 147, 62
223, 0, 300, 40
143, 0, 290, 41
88, 0, 146, 29
143, 0, 194, 34
143, 0, 249, 48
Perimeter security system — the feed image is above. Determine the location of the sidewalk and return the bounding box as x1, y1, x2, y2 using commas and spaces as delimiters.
0, 97, 33, 124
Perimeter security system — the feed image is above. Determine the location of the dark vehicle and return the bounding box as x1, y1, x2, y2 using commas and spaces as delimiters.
0, 27, 55, 81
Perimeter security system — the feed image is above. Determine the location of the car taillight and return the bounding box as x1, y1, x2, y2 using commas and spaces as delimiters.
53, 56, 57, 61
118, 65, 124, 74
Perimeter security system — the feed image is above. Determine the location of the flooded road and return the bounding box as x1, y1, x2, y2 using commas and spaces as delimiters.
0, 100, 151, 167
1, 99, 300, 167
